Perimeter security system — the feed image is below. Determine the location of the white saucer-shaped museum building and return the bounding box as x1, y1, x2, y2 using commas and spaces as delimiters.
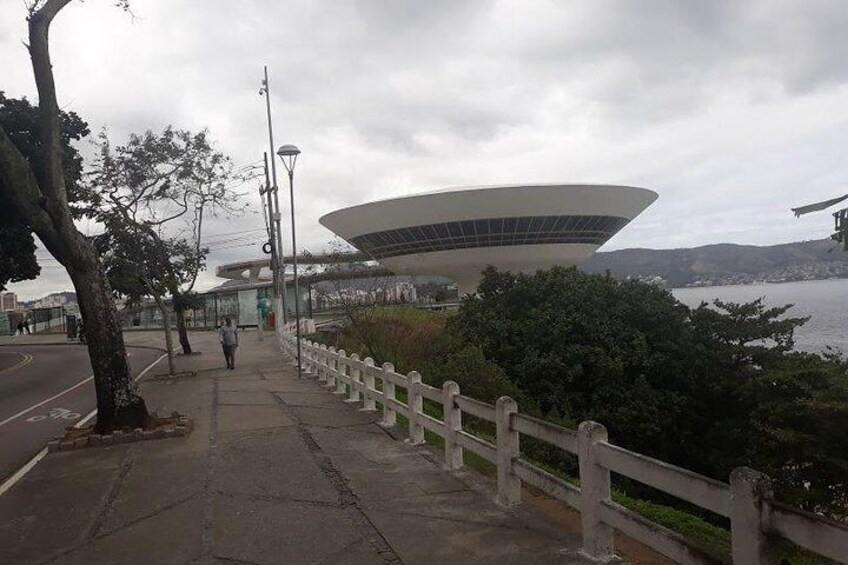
320, 184, 657, 294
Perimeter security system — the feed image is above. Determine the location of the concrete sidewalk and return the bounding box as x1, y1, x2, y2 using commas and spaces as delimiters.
0, 331, 588, 564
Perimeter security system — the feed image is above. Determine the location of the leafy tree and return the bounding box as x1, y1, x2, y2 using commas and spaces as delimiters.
89, 126, 245, 364
97, 218, 203, 374
449, 266, 848, 518
0, 0, 151, 432
430, 344, 520, 404
0, 91, 89, 289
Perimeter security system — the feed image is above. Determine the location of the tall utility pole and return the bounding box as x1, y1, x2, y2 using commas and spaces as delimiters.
260, 65, 288, 324
261, 153, 280, 299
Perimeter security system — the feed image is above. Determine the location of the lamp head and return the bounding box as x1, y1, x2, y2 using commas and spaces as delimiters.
276, 144, 300, 157
277, 144, 301, 174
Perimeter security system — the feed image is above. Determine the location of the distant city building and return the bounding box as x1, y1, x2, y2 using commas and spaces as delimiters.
32, 294, 67, 309
1, 292, 17, 312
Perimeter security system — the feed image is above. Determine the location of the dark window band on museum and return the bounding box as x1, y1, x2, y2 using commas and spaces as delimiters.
348, 215, 630, 260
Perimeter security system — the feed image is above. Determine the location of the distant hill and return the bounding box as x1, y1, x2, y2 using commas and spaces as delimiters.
581, 239, 848, 288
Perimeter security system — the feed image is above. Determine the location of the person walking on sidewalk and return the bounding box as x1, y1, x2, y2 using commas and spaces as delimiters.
219, 317, 239, 370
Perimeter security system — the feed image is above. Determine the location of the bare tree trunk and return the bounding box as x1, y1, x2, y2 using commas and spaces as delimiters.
154, 296, 176, 375
176, 308, 192, 354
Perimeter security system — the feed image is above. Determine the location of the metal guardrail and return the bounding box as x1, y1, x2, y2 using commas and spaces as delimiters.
281, 329, 848, 564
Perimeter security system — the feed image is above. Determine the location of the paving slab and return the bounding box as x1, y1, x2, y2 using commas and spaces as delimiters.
0, 457, 123, 565
102, 449, 208, 533
277, 390, 353, 407
265, 380, 330, 393
363, 505, 579, 565
213, 497, 373, 565
217, 379, 273, 392
214, 428, 339, 504
54, 496, 204, 565
218, 390, 278, 405
286, 404, 382, 429
217, 404, 295, 433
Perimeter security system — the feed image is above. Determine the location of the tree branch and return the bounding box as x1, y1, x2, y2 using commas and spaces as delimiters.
28, 0, 72, 206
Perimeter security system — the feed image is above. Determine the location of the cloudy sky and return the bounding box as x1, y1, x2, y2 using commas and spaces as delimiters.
3, 0, 848, 299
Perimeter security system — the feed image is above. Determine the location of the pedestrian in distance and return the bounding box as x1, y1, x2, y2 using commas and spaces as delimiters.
16, 321, 23, 336
219, 317, 239, 370
23, 318, 31, 334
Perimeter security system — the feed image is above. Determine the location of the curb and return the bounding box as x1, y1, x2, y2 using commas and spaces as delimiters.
47, 415, 191, 452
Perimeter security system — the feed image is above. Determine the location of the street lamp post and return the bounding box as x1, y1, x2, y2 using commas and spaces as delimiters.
277, 144, 303, 378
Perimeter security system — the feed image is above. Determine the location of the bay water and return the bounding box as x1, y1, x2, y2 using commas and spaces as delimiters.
672, 279, 848, 354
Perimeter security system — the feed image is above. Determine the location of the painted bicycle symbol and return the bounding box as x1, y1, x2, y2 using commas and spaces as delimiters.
26, 407, 81, 422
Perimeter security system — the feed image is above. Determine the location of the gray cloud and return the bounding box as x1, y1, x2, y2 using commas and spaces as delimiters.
2, 0, 848, 299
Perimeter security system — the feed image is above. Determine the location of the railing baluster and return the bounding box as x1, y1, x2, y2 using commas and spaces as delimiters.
325, 346, 337, 388
406, 371, 424, 445
334, 349, 347, 395
317, 344, 327, 383
730, 467, 772, 564
578, 421, 614, 560
380, 362, 397, 427
361, 357, 377, 412
496, 396, 520, 507
346, 353, 361, 403
442, 381, 463, 471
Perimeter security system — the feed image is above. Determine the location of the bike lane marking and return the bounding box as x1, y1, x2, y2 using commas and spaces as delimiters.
0, 376, 93, 429
25, 407, 82, 423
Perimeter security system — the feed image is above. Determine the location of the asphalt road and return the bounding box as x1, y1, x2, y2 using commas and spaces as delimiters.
0, 344, 163, 483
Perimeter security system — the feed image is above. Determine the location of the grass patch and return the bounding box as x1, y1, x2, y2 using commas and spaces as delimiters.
613, 491, 731, 562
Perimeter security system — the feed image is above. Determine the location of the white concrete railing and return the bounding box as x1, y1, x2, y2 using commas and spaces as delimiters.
281, 332, 848, 564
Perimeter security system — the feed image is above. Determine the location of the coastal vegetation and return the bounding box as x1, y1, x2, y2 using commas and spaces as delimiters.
315, 266, 847, 558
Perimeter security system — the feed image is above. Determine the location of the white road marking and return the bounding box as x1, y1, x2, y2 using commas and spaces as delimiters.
0, 447, 47, 498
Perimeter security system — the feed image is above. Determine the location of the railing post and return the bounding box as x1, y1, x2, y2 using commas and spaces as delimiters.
307, 342, 316, 376
334, 350, 347, 395
578, 421, 614, 561
406, 371, 425, 445
317, 344, 327, 383
289, 330, 299, 367
309, 343, 317, 375
730, 467, 773, 564
496, 396, 520, 507
442, 381, 463, 471
299, 341, 308, 374
345, 353, 361, 403
302, 341, 313, 375
380, 362, 397, 427
325, 346, 337, 388
361, 357, 377, 412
